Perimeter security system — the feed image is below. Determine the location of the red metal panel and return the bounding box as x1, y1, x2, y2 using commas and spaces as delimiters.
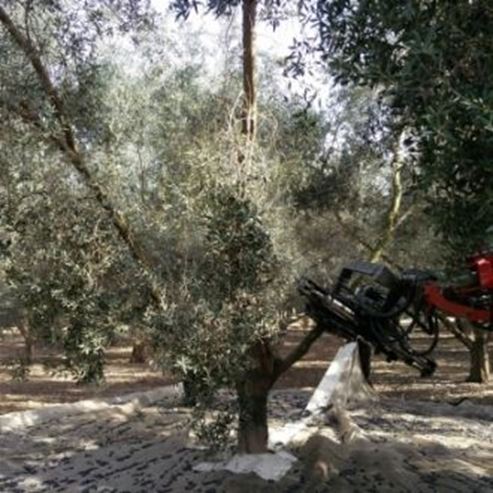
424, 283, 492, 323
475, 257, 493, 289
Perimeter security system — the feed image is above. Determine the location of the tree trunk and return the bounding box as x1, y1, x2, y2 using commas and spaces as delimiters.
129, 340, 149, 363
182, 372, 199, 406
234, 0, 267, 454
234, 322, 326, 453
357, 338, 372, 384
17, 319, 33, 365
241, 0, 257, 140
369, 154, 403, 263
467, 328, 490, 383
236, 0, 258, 179
333, 132, 408, 270
236, 373, 271, 453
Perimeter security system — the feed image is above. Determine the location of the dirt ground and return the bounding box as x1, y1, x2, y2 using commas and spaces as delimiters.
1, 326, 492, 415
0, 332, 174, 414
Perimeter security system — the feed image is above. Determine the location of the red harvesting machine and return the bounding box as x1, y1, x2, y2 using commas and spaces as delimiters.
298, 251, 493, 376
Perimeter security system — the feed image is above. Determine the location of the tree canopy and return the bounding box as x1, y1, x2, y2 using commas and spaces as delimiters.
1, 0, 491, 452
303, 0, 493, 254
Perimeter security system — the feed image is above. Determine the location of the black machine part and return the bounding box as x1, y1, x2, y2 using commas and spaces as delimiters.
298, 262, 438, 377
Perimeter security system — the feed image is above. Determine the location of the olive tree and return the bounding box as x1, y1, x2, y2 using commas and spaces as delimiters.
0, 0, 333, 451
303, 0, 493, 381
0, 0, 160, 380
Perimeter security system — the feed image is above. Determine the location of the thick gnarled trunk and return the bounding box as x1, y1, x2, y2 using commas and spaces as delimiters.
235, 322, 325, 453
236, 374, 271, 453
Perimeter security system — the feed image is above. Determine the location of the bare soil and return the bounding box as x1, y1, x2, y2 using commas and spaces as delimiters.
0, 331, 174, 414
275, 329, 493, 406
1, 326, 492, 415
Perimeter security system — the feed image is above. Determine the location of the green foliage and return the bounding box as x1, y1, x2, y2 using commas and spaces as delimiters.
0, 1, 158, 383
203, 189, 278, 300
153, 187, 283, 401
171, 0, 292, 24
309, 0, 493, 254
1, 0, 452, 409
63, 322, 107, 384
0, 133, 148, 382
2, 357, 30, 382
191, 399, 236, 450
292, 86, 392, 212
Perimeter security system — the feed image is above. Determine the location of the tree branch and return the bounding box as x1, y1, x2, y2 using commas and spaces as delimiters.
334, 211, 402, 270
395, 203, 416, 230
367, 151, 404, 263
241, 0, 257, 139
273, 322, 325, 379
437, 314, 473, 349
0, 6, 75, 149
0, 6, 163, 307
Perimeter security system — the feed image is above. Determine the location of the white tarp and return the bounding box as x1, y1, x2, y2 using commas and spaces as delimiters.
194, 342, 375, 481
0, 384, 184, 433
270, 341, 374, 449
194, 451, 298, 481
305, 341, 359, 413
